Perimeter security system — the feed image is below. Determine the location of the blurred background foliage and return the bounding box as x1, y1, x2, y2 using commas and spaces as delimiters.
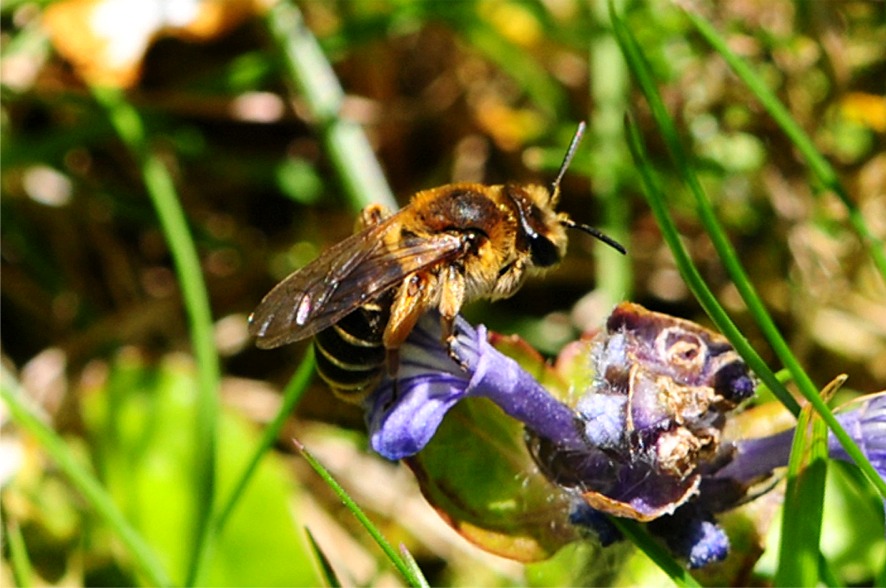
1, 0, 884, 586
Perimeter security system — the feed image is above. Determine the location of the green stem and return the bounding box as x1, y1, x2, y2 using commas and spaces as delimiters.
265, 1, 396, 213
589, 0, 633, 307
212, 349, 315, 533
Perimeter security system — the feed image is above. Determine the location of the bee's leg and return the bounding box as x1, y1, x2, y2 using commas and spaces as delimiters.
383, 347, 401, 409
356, 203, 391, 231
491, 258, 527, 299
382, 273, 435, 401
439, 265, 468, 370
385, 347, 400, 378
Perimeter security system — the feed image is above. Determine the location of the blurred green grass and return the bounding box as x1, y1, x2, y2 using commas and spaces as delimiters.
2, 1, 885, 586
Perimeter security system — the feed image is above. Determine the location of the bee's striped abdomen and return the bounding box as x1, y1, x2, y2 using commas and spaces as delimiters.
313, 297, 391, 403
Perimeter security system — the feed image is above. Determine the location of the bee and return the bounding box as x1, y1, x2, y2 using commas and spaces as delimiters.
249, 122, 625, 402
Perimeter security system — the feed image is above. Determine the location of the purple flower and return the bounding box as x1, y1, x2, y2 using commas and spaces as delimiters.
362, 302, 886, 568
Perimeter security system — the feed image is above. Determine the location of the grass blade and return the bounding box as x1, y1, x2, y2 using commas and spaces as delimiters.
90, 86, 222, 585
304, 527, 343, 588
1, 366, 172, 586
399, 544, 431, 588
213, 348, 315, 532
684, 8, 886, 282
775, 377, 843, 586
5, 516, 34, 587
611, 6, 798, 414
609, 518, 701, 588
623, 112, 795, 411
611, 6, 886, 499
293, 438, 428, 587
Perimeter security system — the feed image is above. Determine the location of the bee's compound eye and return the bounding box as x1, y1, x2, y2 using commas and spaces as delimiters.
529, 234, 561, 267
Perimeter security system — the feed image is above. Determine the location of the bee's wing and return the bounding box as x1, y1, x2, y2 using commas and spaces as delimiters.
248, 216, 463, 348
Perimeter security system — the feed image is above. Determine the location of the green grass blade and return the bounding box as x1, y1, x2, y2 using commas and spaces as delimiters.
1, 366, 172, 586
684, 9, 886, 282
304, 527, 343, 588
213, 348, 315, 532
623, 112, 797, 413
817, 548, 842, 588
775, 378, 835, 586
265, 1, 396, 213
609, 518, 701, 588
399, 544, 431, 588
293, 439, 428, 587
90, 86, 222, 585
612, 6, 808, 415
5, 516, 34, 587
612, 8, 886, 499
624, 115, 804, 582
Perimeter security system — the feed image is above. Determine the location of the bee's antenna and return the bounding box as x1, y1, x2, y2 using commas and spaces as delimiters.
550, 121, 587, 202
561, 217, 627, 255
550, 122, 626, 255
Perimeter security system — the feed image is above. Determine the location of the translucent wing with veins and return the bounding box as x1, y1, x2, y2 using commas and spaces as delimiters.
248, 213, 464, 348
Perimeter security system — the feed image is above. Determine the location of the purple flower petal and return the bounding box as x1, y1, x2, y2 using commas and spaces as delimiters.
365, 314, 473, 460
368, 373, 471, 460
468, 326, 586, 451
828, 393, 886, 478
366, 313, 586, 459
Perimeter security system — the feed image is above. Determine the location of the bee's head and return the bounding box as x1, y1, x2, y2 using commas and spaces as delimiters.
511, 184, 569, 267
511, 122, 625, 268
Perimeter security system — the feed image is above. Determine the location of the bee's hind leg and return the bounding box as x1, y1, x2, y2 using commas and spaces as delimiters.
382, 347, 401, 409
381, 274, 428, 406
385, 347, 400, 379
